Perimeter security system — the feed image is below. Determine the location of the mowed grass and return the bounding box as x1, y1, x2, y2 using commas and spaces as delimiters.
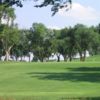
0, 61, 100, 99
86, 55, 100, 61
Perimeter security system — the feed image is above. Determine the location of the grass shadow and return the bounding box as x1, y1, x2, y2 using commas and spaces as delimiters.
0, 96, 100, 100
27, 67, 100, 83
61, 97, 100, 100
67, 67, 100, 72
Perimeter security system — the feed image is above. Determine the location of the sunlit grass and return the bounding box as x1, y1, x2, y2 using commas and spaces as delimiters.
0, 55, 100, 100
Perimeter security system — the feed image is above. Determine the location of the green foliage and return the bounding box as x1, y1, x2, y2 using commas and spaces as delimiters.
0, 14, 100, 62
73, 24, 100, 61
0, 4, 19, 61
29, 23, 53, 61
0, 4, 15, 25
0, 25, 19, 49
0, 0, 72, 16
90, 25, 100, 55
11, 29, 30, 59
0, 0, 23, 7
3, 25, 19, 44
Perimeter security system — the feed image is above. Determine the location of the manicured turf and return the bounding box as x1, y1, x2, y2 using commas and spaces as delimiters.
0, 61, 100, 100
86, 55, 100, 61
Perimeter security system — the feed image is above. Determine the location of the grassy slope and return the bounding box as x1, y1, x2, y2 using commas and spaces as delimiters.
0, 61, 100, 100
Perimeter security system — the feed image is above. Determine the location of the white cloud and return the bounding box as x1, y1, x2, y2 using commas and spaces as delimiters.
58, 3, 100, 21
47, 26, 62, 30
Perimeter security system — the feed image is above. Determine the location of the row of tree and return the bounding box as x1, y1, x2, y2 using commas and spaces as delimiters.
0, 5, 100, 62
28, 23, 100, 62
0, 23, 100, 62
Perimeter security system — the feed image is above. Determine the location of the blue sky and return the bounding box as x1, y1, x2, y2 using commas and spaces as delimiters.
14, 0, 100, 29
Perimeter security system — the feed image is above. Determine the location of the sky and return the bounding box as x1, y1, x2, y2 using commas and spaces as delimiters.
14, 0, 100, 29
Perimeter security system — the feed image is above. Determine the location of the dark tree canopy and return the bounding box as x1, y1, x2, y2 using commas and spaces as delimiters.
0, 0, 72, 15
0, 0, 23, 7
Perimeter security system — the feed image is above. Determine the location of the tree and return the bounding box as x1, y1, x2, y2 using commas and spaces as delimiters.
29, 23, 53, 62
96, 23, 100, 34
0, 40, 3, 60
65, 27, 77, 61
4, 7, 16, 26
0, 0, 72, 16
0, 0, 23, 7
42, 29, 54, 61
74, 24, 98, 61
11, 29, 30, 61
89, 25, 100, 55
0, 5, 19, 61
51, 29, 61, 62
0, 4, 16, 25
0, 4, 4, 24
55, 28, 68, 61
52, 27, 77, 62
59, 27, 76, 62
0, 25, 19, 61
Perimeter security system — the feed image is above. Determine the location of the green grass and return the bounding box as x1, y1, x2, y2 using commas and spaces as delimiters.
0, 59, 100, 99
86, 55, 100, 62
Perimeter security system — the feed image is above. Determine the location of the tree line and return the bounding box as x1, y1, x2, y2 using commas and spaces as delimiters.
0, 6, 100, 62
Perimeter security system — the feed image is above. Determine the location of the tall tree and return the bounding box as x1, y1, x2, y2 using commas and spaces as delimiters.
59, 27, 76, 61
11, 29, 30, 61
29, 23, 52, 62
74, 24, 98, 61
51, 29, 61, 62
0, 25, 19, 61
0, 5, 19, 61
90, 25, 100, 55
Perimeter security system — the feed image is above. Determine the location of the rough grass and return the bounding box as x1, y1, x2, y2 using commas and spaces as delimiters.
0, 57, 100, 100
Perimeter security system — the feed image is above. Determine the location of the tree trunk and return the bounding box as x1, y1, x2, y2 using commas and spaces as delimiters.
40, 58, 44, 62
79, 51, 85, 62
68, 53, 72, 62
15, 55, 18, 61
28, 53, 31, 62
21, 56, 23, 61
0, 56, 1, 60
63, 55, 68, 62
80, 56, 83, 61
5, 46, 13, 61
5, 50, 10, 61
29, 55, 31, 62
0, 17, 1, 25
47, 57, 49, 62
57, 55, 60, 62
83, 50, 86, 61
80, 54, 83, 61
69, 56, 72, 62
79, 51, 83, 61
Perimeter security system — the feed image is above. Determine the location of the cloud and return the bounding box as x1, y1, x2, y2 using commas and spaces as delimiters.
47, 26, 62, 30
58, 3, 100, 21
